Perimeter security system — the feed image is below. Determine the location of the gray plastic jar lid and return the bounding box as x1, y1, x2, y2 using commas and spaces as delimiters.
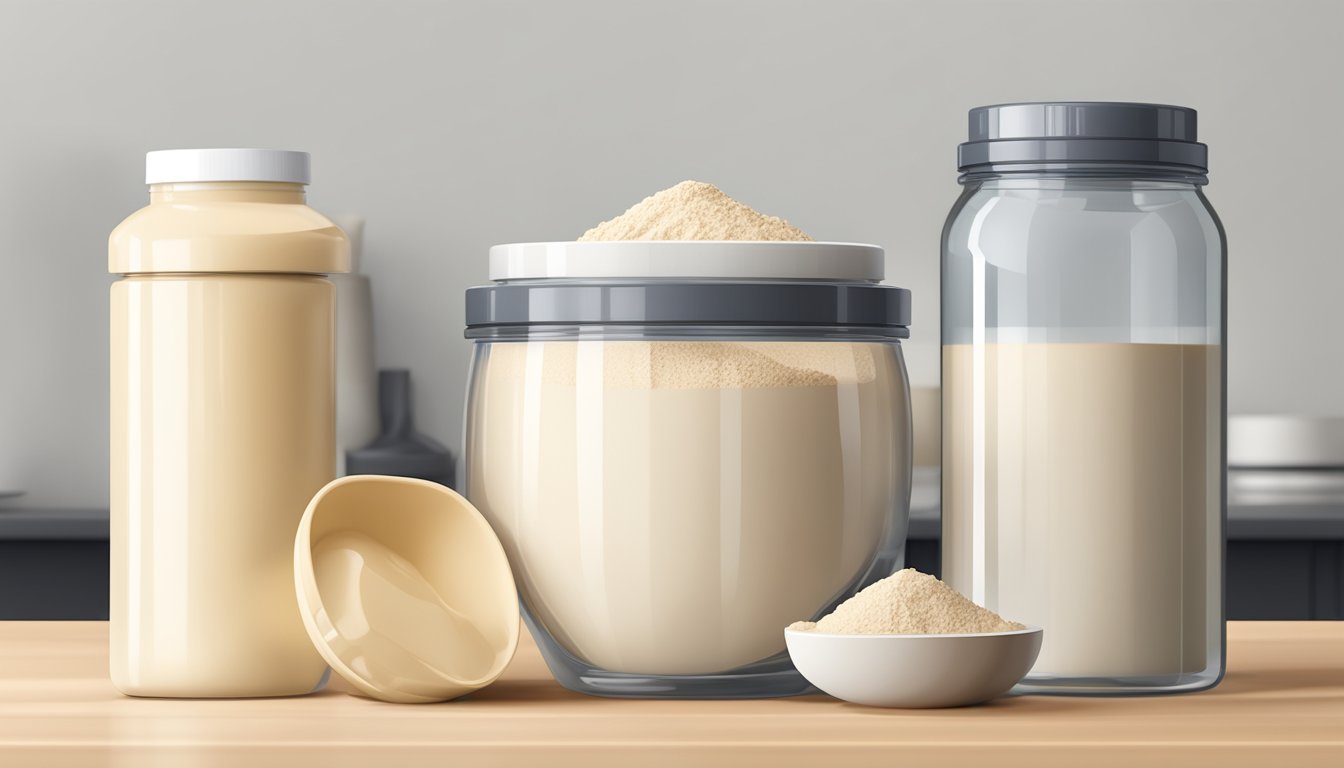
957, 102, 1208, 174
464, 242, 910, 339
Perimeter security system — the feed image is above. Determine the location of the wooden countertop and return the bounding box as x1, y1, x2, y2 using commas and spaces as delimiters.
1, 622, 1341, 767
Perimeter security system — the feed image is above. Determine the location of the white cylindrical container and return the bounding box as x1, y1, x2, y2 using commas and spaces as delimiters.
108, 149, 349, 697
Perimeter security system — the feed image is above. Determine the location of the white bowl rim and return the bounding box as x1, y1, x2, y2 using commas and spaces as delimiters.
785, 625, 1042, 640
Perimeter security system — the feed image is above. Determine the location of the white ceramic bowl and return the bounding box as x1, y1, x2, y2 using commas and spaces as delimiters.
785, 626, 1043, 708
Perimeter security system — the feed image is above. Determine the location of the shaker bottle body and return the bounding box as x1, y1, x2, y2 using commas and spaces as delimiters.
109, 155, 347, 697
109, 275, 334, 696
941, 104, 1226, 695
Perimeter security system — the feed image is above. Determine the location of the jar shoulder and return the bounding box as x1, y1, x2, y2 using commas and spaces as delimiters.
944, 182, 1223, 258
109, 202, 348, 275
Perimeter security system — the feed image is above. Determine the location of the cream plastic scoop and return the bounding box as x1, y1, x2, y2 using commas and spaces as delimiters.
294, 475, 519, 703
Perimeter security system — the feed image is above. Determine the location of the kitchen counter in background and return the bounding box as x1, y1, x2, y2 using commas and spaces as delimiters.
0, 509, 109, 621
0, 621, 1339, 766
3, 470, 1344, 619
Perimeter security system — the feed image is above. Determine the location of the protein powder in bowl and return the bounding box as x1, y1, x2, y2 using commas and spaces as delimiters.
461, 183, 913, 699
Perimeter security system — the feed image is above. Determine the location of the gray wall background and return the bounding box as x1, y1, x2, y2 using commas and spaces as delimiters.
0, 0, 1337, 507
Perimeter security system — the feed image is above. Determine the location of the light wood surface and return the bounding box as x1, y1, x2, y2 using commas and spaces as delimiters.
0, 621, 1340, 767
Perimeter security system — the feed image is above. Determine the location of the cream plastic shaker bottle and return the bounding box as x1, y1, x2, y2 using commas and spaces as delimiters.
109, 149, 349, 697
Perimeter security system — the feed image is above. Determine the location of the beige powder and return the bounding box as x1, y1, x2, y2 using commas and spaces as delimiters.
469, 340, 909, 674
573, 180, 831, 389
578, 180, 813, 241
788, 569, 1024, 635
496, 341, 876, 390
943, 342, 1216, 676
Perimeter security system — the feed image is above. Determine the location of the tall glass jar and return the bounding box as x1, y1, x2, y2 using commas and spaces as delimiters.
941, 103, 1225, 694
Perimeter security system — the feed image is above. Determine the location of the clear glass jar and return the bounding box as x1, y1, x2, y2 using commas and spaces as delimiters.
941, 103, 1225, 694
463, 242, 913, 698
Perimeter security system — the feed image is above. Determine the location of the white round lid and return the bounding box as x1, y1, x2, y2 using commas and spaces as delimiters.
145, 148, 311, 185
488, 241, 885, 282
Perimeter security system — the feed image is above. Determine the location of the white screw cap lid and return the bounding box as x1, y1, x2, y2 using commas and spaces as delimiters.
145, 148, 311, 185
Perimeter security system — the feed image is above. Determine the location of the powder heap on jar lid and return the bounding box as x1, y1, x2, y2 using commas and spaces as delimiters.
788, 569, 1025, 635
578, 180, 813, 241
558, 181, 846, 390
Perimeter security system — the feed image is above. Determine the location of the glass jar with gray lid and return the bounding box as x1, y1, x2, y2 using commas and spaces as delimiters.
463, 242, 912, 698
942, 102, 1225, 694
